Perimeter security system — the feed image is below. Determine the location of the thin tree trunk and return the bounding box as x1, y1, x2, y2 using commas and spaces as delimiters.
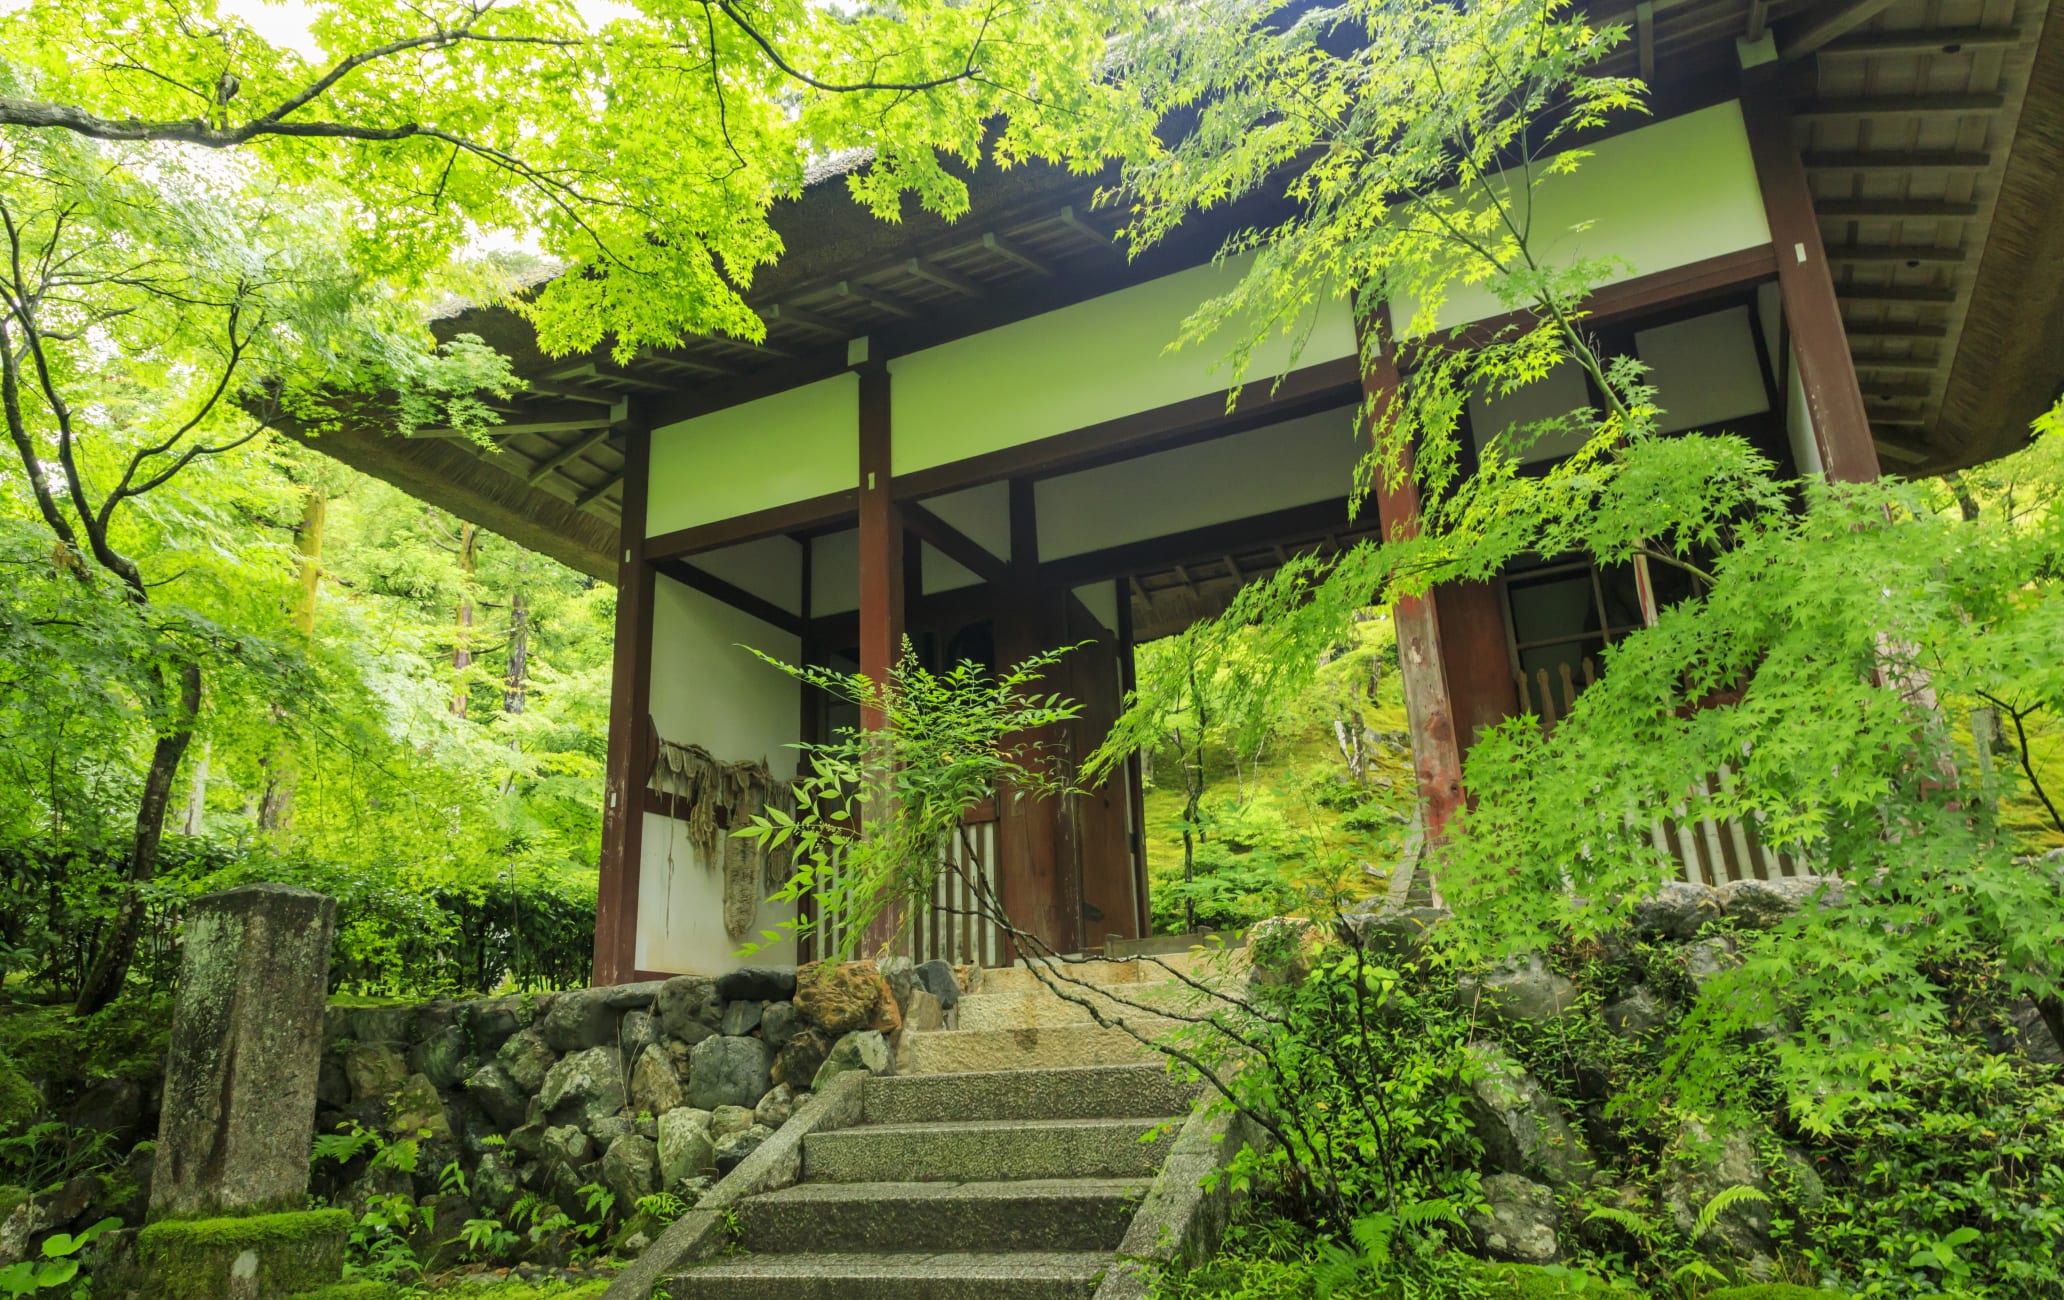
258, 488, 324, 829
181, 741, 209, 836
451, 522, 478, 715
499, 585, 529, 796
76, 655, 201, 1015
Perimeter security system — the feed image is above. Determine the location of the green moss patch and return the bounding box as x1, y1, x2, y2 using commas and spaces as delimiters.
1706, 1288, 1852, 1299
1478, 1264, 1644, 1299
137, 1208, 351, 1300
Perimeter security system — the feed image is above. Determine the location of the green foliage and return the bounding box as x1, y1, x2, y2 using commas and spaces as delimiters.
741, 642, 1083, 959
0, 1123, 112, 1197
1791, 1044, 2064, 1297
0, 1214, 115, 1298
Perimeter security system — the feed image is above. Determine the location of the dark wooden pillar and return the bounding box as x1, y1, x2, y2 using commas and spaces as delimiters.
856, 366, 904, 718
1742, 78, 1881, 484
594, 426, 654, 986
855, 365, 908, 955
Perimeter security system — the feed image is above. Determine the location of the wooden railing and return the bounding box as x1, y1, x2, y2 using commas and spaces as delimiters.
796, 800, 1009, 966
1520, 667, 1812, 887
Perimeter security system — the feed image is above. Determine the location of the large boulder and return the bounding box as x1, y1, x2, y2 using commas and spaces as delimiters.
407, 1023, 471, 1090
2014, 1001, 2064, 1067
656, 1108, 716, 1188
463, 1061, 529, 1130
387, 1073, 454, 1144
914, 960, 960, 1010
537, 1046, 625, 1129
1629, 881, 1722, 941
720, 1000, 762, 1037
687, 1035, 773, 1111
878, 957, 918, 1017
1679, 937, 1740, 996
496, 1028, 558, 1094
1338, 904, 1450, 961
343, 1043, 409, 1102
794, 961, 883, 1036
1661, 1121, 1778, 1272
620, 1009, 659, 1059
716, 967, 797, 1002
715, 1125, 774, 1173
760, 1000, 799, 1049
600, 1134, 659, 1208
539, 986, 619, 1052
1458, 955, 1578, 1026
1603, 986, 1674, 1040
629, 1044, 684, 1117
656, 976, 724, 1046
812, 1030, 890, 1092
1462, 1043, 1594, 1188
1718, 876, 1840, 930
1470, 1173, 1561, 1264
709, 1105, 755, 1140
754, 1083, 804, 1129
771, 1028, 833, 1090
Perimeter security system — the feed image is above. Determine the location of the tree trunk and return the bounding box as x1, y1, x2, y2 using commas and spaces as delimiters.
181, 741, 209, 836
75, 655, 201, 1015
503, 587, 529, 714
451, 522, 478, 716
258, 488, 324, 829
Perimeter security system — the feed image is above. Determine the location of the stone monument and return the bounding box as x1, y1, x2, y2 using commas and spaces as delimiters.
136, 883, 350, 1299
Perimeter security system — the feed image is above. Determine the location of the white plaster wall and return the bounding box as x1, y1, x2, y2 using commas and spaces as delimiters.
1636, 307, 1771, 435
891, 259, 1357, 476
1391, 102, 1771, 333
686, 534, 805, 615
809, 528, 860, 616
1786, 352, 1824, 477
920, 481, 1013, 563
636, 578, 802, 976
647, 374, 856, 538
1035, 406, 1362, 562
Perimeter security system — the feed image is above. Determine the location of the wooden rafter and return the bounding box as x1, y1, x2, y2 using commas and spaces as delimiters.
1815, 198, 1982, 219
1830, 243, 1967, 264
1822, 24, 2021, 55
1836, 284, 1959, 305
981, 232, 1052, 277
1779, 0, 1904, 60
1803, 149, 1991, 171
902, 501, 1010, 585
1801, 92, 2007, 117
527, 427, 617, 486
835, 280, 916, 318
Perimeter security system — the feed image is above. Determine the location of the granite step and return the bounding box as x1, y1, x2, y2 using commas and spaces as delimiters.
902, 1019, 1180, 1075
802, 1116, 1173, 1183
668, 1250, 1110, 1300
732, 1177, 1148, 1253
862, 1063, 1195, 1125
955, 979, 1211, 1031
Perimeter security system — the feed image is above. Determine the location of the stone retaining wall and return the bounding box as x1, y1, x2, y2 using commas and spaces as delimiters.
313, 957, 966, 1253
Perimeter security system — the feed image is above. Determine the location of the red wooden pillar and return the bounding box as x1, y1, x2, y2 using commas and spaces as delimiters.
594, 426, 654, 986
1356, 327, 1471, 846
855, 364, 908, 955
856, 366, 904, 715
1742, 78, 1882, 484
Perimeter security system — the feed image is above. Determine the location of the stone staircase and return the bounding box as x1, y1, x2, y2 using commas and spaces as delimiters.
663, 952, 1239, 1299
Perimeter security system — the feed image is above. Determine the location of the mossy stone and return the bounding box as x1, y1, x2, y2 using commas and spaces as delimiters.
286, 1284, 399, 1300
136, 1208, 350, 1300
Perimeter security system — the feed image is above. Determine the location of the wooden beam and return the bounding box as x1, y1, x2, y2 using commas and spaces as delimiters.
1039, 499, 1364, 588
1821, 24, 2021, 55
1744, 80, 1881, 483
645, 488, 859, 561
902, 501, 1010, 585
892, 354, 1363, 500
527, 428, 615, 485
1058, 206, 1119, 252
1803, 149, 1991, 171
414, 397, 622, 439
1835, 283, 1959, 305
1814, 198, 1981, 219
1872, 437, 1931, 464
981, 232, 1052, 277
1780, 0, 1904, 60
573, 471, 623, 509
1636, 0, 1657, 82
904, 257, 982, 298
856, 365, 902, 721
1745, 0, 1770, 42
836, 280, 916, 318
764, 302, 850, 338
1799, 92, 2007, 117
1842, 321, 1950, 339
1829, 243, 1967, 264
1851, 354, 1944, 371
594, 429, 654, 986
1450, 245, 1779, 348
652, 557, 805, 637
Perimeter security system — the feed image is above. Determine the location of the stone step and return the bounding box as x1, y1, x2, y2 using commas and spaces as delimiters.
733, 1178, 1148, 1254
670, 1251, 1110, 1300
803, 1116, 1172, 1184
863, 1063, 1195, 1125
956, 980, 1212, 1031
903, 1019, 1181, 1075
973, 950, 1246, 996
